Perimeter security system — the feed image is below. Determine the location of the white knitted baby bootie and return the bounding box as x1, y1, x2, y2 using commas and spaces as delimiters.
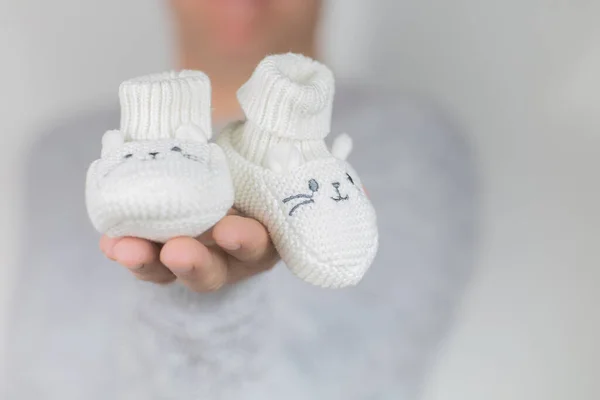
86, 71, 234, 243
217, 53, 378, 288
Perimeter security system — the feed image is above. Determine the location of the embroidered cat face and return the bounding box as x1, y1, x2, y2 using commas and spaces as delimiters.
85, 126, 233, 241
97, 139, 209, 179
264, 156, 377, 274
282, 170, 362, 216
262, 133, 368, 218
269, 158, 368, 217
92, 126, 211, 181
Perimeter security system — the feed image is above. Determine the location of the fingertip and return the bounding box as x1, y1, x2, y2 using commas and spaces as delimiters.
212, 216, 243, 251
160, 237, 228, 292
160, 237, 205, 274
99, 235, 121, 260
214, 216, 275, 264
214, 215, 269, 248
113, 237, 158, 268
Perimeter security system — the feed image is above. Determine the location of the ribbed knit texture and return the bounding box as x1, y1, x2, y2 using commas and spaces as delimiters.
235, 54, 335, 165
86, 71, 233, 242
119, 71, 212, 141
231, 120, 331, 165
217, 54, 378, 288
237, 53, 334, 140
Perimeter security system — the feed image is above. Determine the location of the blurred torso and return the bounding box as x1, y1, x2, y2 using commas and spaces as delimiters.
3, 85, 476, 400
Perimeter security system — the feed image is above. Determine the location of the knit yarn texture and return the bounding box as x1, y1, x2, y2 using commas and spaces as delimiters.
86, 71, 233, 242
217, 54, 379, 288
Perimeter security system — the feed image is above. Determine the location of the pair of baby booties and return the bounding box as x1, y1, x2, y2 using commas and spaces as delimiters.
86, 53, 378, 288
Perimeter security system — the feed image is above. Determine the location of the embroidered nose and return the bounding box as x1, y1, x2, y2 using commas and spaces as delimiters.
332, 182, 340, 189
149, 152, 159, 158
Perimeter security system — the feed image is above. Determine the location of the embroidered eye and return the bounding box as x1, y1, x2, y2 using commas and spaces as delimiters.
346, 173, 355, 185
171, 146, 182, 152
124, 154, 133, 159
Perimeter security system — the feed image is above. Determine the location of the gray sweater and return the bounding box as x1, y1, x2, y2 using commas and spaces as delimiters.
4, 86, 477, 399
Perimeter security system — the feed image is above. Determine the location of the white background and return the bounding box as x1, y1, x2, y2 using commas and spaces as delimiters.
1, 1, 599, 399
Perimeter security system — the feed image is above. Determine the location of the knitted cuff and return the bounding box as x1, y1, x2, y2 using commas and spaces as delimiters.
237, 53, 335, 140
232, 120, 331, 166
119, 70, 212, 141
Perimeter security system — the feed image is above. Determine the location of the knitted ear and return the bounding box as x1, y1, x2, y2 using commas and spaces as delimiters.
331, 133, 353, 161
101, 130, 124, 157
264, 142, 304, 173
175, 124, 209, 143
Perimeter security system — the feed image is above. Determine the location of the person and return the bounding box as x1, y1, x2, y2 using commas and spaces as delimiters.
4, 0, 477, 399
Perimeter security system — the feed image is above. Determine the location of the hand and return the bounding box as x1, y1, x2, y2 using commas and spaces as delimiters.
99, 210, 280, 292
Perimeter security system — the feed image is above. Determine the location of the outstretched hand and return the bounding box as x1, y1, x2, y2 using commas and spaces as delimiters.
99, 210, 279, 292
